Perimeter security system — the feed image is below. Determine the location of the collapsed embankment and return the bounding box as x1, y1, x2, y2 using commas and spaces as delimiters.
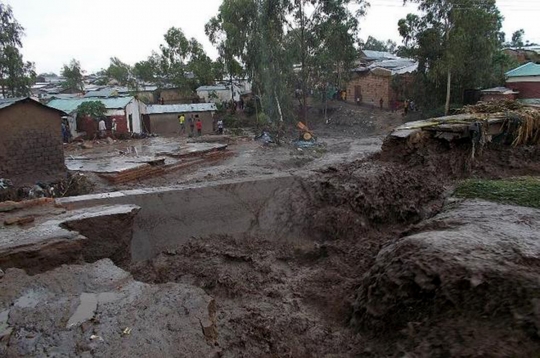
2, 130, 540, 356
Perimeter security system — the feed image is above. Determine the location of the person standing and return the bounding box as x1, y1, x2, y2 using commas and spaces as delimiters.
178, 114, 186, 135
217, 118, 224, 135
196, 118, 203, 136
189, 114, 195, 136
98, 118, 107, 138
379, 98, 384, 110
111, 118, 117, 139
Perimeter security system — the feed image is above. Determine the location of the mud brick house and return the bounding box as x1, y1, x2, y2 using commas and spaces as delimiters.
504, 46, 540, 65
506, 62, 540, 106
48, 97, 147, 138
347, 51, 417, 109
145, 103, 217, 135
0, 97, 67, 185
480, 87, 519, 102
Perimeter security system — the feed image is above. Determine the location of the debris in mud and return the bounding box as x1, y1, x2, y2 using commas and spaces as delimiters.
254, 131, 275, 144
352, 199, 540, 356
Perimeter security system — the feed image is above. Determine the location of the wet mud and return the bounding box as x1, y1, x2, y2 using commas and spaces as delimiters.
3, 127, 540, 356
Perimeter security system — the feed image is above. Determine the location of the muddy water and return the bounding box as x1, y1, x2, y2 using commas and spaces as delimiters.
66, 293, 97, 328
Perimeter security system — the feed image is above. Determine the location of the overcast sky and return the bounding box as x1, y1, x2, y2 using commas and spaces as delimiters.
5, 0, 540, 74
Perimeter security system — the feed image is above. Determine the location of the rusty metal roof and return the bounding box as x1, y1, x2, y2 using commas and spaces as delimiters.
147, 103, 217, 114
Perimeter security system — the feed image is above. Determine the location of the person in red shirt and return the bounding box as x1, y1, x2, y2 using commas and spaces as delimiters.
196, 118, 203, 136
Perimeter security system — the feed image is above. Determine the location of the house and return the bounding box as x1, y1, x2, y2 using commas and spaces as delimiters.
504, 46, 540, 65
197, 80, 251, 103
506, 62, 540, 105
347, 57, 418, 109
480, 87, 519, 102
0, 97, 67, 185
47, 97, 147, 138
145, 103, 217, 136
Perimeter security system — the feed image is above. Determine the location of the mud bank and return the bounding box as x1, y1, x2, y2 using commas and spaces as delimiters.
380, 133, 540, 179
0, 205, 139, 274
352, 199, 540, 356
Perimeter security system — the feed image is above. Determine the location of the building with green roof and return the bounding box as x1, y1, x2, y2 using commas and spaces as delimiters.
505, 62, 540, 104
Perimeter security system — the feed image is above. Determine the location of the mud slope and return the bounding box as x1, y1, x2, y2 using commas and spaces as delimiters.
0, 259, 218, 357
130, 162, 449, 357
305, 161, 446, 241
352, 199, 540, 357
380, 133, 540, 179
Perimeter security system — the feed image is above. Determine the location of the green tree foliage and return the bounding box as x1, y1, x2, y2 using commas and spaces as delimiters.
61, 59, 84, 93
361, 36, 397, 53
506, 29, 538, 48
76, 101, 106, 120
133, 52, 161, 84
206, 0, 366, 124
399, 0, 505, 113
0, 2, 35, 97
105, 57, 132, 86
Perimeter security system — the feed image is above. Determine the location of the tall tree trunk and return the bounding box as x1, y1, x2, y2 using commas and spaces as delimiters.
300, 0, 307, 126
445, 69, 451, 115
444, 18, 451, 116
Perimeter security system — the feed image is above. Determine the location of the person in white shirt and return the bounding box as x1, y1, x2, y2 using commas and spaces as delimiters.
98, 119, 107, 138
111, 118, 117, 139
217, 119, 224, 135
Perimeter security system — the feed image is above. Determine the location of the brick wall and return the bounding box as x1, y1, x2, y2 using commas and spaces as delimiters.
149, 112, 214, 136
0, 101, 67, 185
481, 93, 517, 102
506, 81, 540, 99
346, 72, 393, 109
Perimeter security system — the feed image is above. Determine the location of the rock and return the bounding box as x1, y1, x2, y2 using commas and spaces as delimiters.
80, 142, 93, 149
0, 259, 218, 357
0, 269, 3, 279
3, 216, 35, 226
107, 137, 114, 145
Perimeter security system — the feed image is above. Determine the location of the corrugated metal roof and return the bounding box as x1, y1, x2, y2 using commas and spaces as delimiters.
0, 97, 25, 110
506, 62, 540, 78
0, 97, 67, 114
84, 88, 126, 98
147, 103, 217, 114
196, 85, 229, 92
481, 87, 518, 94
505, 46, 540, 55
361, 50, 399, 61
365, 58, 418, 75
47, 97, 134, 114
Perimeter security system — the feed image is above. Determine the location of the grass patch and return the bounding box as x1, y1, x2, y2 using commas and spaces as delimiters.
454, 177, 540, 209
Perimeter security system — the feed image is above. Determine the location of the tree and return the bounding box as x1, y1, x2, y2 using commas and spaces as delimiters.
0, 2, 35, 97
206, 0, 366, 125
361, 36, 397, 53
105, 57, 132, 86
506, 29, 538, 48
61, 59, 84, 93
400, 0, 503, 114
510, 29, 525, 48
133, 52, 161, 83
76, 101, 106, 120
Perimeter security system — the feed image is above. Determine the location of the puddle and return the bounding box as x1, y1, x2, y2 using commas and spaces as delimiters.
66, 293, 97, 328
14, 290, 43, 308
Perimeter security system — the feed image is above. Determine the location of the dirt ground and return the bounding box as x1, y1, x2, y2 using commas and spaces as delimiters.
65, 101, 401, 193
3, 102, 540, 356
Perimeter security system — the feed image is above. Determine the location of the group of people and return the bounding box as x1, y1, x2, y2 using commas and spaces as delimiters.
178, 114, 224, 136
97, 118, 117, 139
